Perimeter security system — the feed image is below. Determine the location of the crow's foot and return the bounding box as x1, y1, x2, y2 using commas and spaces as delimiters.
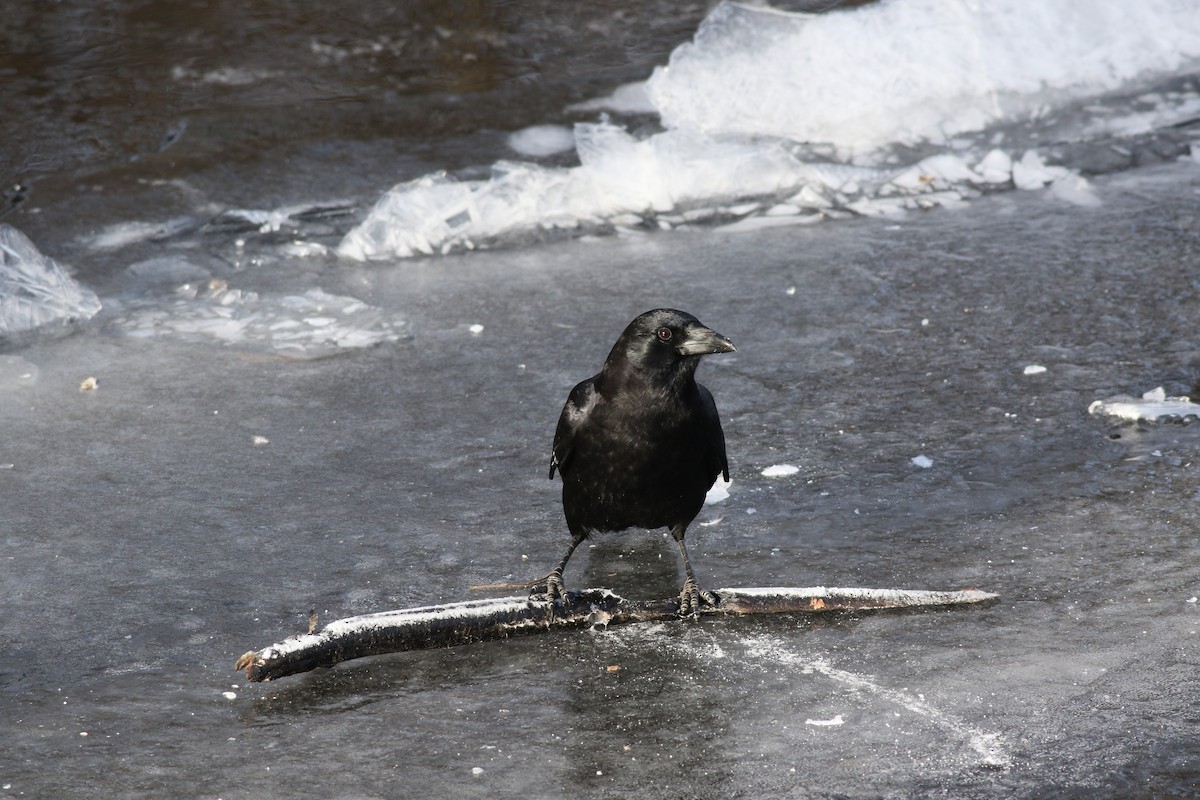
678, 580, 718, 619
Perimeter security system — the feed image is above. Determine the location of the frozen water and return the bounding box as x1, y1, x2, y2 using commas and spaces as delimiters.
0, 225, 101, 337
761, 464, 800, 477
4, 2, 1200, 798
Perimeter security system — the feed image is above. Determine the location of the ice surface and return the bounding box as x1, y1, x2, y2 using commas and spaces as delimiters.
646, 0, 1200, 161
1088, 386, 1200, 422
0, 354, 39, 388
111, 282, 405, 358
0, 224, 101, 337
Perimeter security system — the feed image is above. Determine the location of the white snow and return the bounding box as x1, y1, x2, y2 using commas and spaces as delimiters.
338, 0, 1200, 260
1088, 386, 1200, 422
646, 0, 1200, 161
0, 225, 101, 336
761, 464, 800, 478
1023, 365, 1048, 375
911, 454, 934, 469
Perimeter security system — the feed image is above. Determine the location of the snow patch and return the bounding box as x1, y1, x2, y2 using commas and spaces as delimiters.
761, 464, 800, 478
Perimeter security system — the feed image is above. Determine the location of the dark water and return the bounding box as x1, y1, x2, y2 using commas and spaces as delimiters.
3, 2, 1200, 798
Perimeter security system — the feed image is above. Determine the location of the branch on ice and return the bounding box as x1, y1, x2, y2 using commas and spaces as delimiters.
235, 585, 997, 682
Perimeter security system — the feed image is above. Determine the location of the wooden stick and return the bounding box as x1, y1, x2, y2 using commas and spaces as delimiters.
235, 586, 997, 682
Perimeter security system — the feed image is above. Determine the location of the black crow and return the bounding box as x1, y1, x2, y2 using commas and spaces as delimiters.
545, 308, 735, 617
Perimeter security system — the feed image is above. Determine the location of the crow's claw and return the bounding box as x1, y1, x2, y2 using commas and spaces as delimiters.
678, 580, 715, 620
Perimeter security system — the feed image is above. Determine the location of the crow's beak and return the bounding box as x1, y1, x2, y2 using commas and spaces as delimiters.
677, 325, 736, 356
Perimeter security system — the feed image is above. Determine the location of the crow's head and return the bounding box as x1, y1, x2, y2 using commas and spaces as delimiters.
603, 309, 735, 387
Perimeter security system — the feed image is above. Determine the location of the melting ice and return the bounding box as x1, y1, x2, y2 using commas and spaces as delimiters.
340, 0, 1200, 261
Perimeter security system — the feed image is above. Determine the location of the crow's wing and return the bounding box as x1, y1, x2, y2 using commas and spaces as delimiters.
549, 377, 600, 479
697, 382, 729, 483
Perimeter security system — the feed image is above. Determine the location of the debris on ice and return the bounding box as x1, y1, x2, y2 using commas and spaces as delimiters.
805, 715, 845, 727
1023, 365, 1047, 375
911, 454, 934, 469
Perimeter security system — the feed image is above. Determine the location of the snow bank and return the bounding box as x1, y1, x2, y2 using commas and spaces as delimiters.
339, 0, 1200, 260
647, 0, 1200, 161
0, 225, 101, 337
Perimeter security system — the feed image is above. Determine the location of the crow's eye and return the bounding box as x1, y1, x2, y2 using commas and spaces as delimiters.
656, 327, 673, 342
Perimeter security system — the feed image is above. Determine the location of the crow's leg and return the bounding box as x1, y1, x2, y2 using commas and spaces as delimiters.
671, 524, 718, 619
543, 532, 584, 603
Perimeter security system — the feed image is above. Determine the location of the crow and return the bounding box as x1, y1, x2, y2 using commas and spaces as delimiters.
545, 308, 735, 617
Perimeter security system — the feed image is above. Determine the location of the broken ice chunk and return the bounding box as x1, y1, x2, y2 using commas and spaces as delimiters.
1012, 150, 1069, 190
1088, 387, 1200, 422
911, 454, 934, 469
507, 125, 576, 158
705, 476, 732, 504
0, 224, 101, 337
974, 149, 1014, 184
761, 464, 800, 477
